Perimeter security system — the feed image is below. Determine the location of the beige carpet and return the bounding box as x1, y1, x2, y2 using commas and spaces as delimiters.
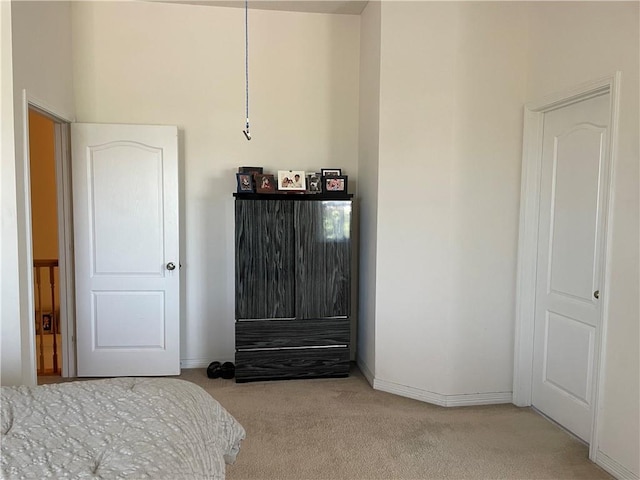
178, 366, 612, 480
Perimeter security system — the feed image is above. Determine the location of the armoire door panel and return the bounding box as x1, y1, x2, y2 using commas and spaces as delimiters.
294, 201, 351, 319
235, 200, 295, 319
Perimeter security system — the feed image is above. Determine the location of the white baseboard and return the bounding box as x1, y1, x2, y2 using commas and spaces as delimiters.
180, 358, 233, 369
596, 450, 639, 480
374, 378, 512, 407
356, 356, 374, 387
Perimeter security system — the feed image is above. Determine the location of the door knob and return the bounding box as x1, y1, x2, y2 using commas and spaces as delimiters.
593, 290, 599, 299
166, 262, 176, 271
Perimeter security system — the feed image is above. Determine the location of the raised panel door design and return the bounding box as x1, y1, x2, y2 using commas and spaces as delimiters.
543, 312, 594, 405
295, 201, 351, 319
235, 199, 295, 319
90, 142, 164, 276
548, 125, 604, 302
72, 123, 179, 377
93, 291, 165, 349
532, 93, 609, 441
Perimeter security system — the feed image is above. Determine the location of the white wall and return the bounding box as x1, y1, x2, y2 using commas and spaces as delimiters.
374, 2, 527, 396
447, 2, 527, 395
1, 0, 22, 386
525, 3, 639, 475
375, 1, 457, 394
362, 0, 638, 475
71, 1, 361, 367
356, 0, 381, 381
1, 0, 74, 386
11, 2, 74, 121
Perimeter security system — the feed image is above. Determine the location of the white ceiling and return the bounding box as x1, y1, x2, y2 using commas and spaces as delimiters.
154, 0, 369, 15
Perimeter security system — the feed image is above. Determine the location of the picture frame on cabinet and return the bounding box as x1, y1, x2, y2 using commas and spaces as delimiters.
306, 173, 322, 194
255, 174, 276, 193
321, 168, 342, 176
324, 175, 348, 193
277, 170, 306, 191
236, 172, 255, 193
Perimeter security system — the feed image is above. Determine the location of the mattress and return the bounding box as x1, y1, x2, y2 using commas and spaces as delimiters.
1, 377, 245, 479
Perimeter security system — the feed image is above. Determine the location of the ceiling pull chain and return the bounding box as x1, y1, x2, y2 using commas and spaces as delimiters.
242, 0, 251, 141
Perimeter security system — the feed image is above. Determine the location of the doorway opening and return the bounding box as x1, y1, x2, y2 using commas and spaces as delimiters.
26, 103, 75, 383
29, 109, 61, 378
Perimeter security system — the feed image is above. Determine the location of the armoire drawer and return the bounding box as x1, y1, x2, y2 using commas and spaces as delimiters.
235, 318, 349, 350
235, 347, 350, 382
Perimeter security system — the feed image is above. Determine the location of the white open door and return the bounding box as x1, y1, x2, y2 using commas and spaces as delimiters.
71, 123, 180, 376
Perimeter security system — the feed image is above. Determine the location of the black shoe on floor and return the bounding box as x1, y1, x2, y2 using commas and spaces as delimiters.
207, 361, 222, 379
221, 362, 235, 379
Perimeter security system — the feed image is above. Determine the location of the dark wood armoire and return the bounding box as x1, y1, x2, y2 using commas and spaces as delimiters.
234, 194, 352, 382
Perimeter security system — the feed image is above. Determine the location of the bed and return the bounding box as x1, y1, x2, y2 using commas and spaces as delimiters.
1, 377, 245, 479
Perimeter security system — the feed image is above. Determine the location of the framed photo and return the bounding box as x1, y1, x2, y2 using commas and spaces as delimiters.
306, 173, 322, 194
42, 313, 52, 333
255, 174, 276, 193
324, 175, 348, 193
277, 170, 306, 191
321, 168, 342, 176
238, 166, 263, 174
236, 172, 255, 193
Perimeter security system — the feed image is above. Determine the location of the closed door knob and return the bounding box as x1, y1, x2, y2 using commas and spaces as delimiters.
166, 262, 176, 271
594, 290, 599, 299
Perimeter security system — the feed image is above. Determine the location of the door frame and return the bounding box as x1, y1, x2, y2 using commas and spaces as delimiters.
21, 90, 76, 379
512, 73, 621, 459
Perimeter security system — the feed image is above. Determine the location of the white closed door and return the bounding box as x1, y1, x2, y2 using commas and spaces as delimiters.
72, 123, 180, 377
531, 93, 610, 442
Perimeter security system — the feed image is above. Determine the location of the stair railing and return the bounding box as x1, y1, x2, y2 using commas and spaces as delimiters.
34, 259, 59, 375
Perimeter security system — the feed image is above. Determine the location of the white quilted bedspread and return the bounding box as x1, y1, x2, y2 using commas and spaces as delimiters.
1, 378, 245, 479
